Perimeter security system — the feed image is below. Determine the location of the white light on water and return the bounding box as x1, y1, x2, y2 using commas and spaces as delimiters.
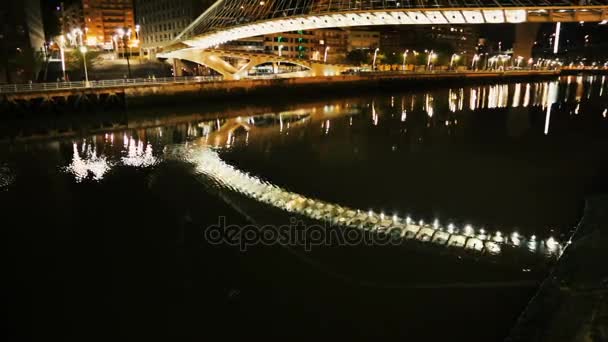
183, 147, 563, 260
447, 224, 455, 234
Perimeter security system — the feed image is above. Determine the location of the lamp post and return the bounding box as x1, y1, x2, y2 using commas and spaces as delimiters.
427, 50, 435, 70
80, 45, 89, 86
277, 44, 284, 73
372, 48, 379, 70
471, 54, 479, 70
402, 49, 409, 71
59, 35, 66, 81
135, 24, 141, 61
117, 28, 132, 79
76, 29, 83, 46
450, 53, 460, 70
113, 34, 118, 58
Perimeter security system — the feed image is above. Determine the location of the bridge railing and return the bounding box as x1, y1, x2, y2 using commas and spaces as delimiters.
0, 76, 224, 94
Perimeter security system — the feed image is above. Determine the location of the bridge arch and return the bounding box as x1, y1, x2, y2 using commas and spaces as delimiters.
164, 48, 349, 80
168, 0, 608, 50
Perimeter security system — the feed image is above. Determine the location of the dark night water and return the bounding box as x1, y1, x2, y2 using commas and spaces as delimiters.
2, 75, 608, 341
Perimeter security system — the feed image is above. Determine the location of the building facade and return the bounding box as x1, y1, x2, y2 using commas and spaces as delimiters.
380, 25, 479, 61
82, 0, 135, 47
263, 31, 314, 59
0, 0, 45, 83
136, 0, 214, 54
348, 30, 380, 51
311, 29, 349, 63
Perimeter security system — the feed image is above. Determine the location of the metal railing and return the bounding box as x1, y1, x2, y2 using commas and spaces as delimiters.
0, 76, 223, 94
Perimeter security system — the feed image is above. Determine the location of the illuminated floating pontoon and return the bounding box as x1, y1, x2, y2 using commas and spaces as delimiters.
185, 147, 563, 258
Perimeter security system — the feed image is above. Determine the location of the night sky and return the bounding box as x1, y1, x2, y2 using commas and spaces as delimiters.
39, 0, 607, 53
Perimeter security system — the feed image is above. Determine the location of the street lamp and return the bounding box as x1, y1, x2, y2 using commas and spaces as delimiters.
402, 49, 409, 71
324, 46, 330, 63
427, 50, 436, 70
58, 35, 67, 81
116, 28, 132, 79
471, 54, 480, 70
79, 45, 89, 86
450, 53, 460, 70
372, 48, 379, 70
135, 25, 142, 61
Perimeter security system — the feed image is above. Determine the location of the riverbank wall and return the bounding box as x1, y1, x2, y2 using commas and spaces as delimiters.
507, 195, 608, 342
124, 70, 560, 108
0, 70, 560, 117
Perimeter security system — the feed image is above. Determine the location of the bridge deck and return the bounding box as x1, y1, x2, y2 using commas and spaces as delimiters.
170, 0, 608, 50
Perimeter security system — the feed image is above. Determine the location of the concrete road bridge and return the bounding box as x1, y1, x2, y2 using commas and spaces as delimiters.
160, 0, 608, 78
167, 48, 351, 80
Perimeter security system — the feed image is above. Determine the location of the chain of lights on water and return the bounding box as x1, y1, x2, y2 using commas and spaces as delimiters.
185, 147, 563, 258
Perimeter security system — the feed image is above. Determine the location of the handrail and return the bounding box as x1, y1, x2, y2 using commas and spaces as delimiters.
0, 76, 223, 94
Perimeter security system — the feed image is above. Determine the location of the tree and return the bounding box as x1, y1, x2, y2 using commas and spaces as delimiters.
345, 49, 371, 66
380, 51, 402, 65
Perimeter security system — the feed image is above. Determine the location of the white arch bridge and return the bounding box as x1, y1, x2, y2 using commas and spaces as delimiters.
159, 0, 608, 78
168, 0, 608, 50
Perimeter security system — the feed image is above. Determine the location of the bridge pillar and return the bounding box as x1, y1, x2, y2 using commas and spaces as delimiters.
172, 58, 186, 77
513, 23, 541, 61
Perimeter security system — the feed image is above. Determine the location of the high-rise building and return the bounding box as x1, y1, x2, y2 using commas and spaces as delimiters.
82, 0, 135, 47
136, 0, 214, 56
58, 2, 85, 38
0, 0, 45, 83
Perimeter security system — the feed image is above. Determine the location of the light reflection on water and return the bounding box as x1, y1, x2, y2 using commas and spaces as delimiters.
63, 134, 159, 182
19, 76, 605, 243
0, 163, 15, 190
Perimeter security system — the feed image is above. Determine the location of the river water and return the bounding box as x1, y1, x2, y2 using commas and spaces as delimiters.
2, 75, 608, 341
